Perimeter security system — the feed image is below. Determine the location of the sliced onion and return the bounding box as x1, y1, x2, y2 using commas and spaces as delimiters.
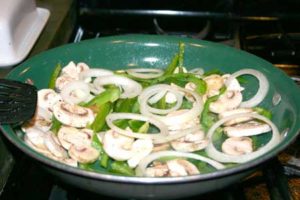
135, 150, 225, 176
93, 75, 142, 98
106, 113, 168, 140
225, 69, 269, 108
126, 68, 164, 79
189, 68, 204, 76
206, 113, 280, 163
139, 84, 203, 127
140, 85, 184, 115
147, 90, 167, 104
79, 68, 114, 83
61, 81, 91, 104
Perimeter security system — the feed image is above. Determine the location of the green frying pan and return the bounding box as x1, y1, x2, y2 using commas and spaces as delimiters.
1, 35, 300, 199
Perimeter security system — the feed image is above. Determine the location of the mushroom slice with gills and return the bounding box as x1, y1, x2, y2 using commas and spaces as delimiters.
24, 133, 52, 156
24, 127, 48, 151
219, 108, 254, 126
61, 61, 90, 80
203, 74, 224, 97
44, 132, 68, 159
152, 143, 171, 152
224, 120, 271, 137
68, 145, 99, 164
38, 89, 62, 113
127, 139, 154, 168
103, 130, 135, 161
93, 75, 142, 98
166, 159, 200, 176
170, 129, 209, 152
145, 161, 170, 177
55, 75, 76, 91
60, 80, 91, 104
22, 106, 52, 132
62, 158, 78, 167
136, 151, 225, 177
53, 102, 95, 128
209, 90, 243, 114
166, 109, 199, 131
222, 74, 244, 91
145, 159, 200, 177
57, 126, 93, 150
222, 137, 253, 156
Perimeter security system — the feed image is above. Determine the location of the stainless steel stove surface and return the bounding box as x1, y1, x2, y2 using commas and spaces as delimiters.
1, 0, 300, 199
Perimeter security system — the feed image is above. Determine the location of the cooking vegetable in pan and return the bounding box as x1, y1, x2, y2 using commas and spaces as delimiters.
21, 43, 280, 177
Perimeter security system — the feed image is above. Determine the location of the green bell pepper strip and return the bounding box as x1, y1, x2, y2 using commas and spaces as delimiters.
81, 87, 120, 107
48, 63, 62, 89
91, 131, 110, 168
151, 73, 207, 95
91, 102, 112, 133
109, 161, 135, 176
114, 97, 138, 113
178, 42, 185, 73
201, 86, 226, 132
50, 116, 62, 134
203, 69, 222, 77
128, 120, 149, 133
253, 107, 272, 119
163, 54, 179, 76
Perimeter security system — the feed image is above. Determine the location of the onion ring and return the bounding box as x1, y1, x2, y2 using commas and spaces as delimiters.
61, 80, 91, 104
106, 113, 168, 140
126, 68, 164, 79
79, 68, 114, 82
139, 84, 203, 127
225, 69, 269, 108
135, 150, 225, 176
205, 113, 280, 163
140, 85, 184, 115
93, 75, 142, 98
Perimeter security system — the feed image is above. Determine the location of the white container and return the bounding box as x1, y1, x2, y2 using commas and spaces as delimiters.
0, 0, 50, 68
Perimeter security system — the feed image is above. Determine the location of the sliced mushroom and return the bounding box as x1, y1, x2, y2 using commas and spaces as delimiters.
127, 139, 153, 168
24, 134, 52, 156
222, 74, 244, 91
224, 121, 271, 137
152, 143, 171, 152
171, 129, 208, 152
219, 108, 254, 126
209, 90, 243, 114
145, 161, 170, 177
68, 145, 99, 164
61, 158, 78, 167
57, 126, 93, 150
61, 61, 90, 80
103, 130, 134, 161
204, 74, 224, 97
171, 139, 209, 153
44, 132, 68, 159
166, 109, 199, 131
166, 159, 200, 176
55, 75, 75, 91
22, 106, 52, 132
24, 127, 48, 151
53, 102, 95, 128
222, 137, 253, 156
38, 89, 62, 113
